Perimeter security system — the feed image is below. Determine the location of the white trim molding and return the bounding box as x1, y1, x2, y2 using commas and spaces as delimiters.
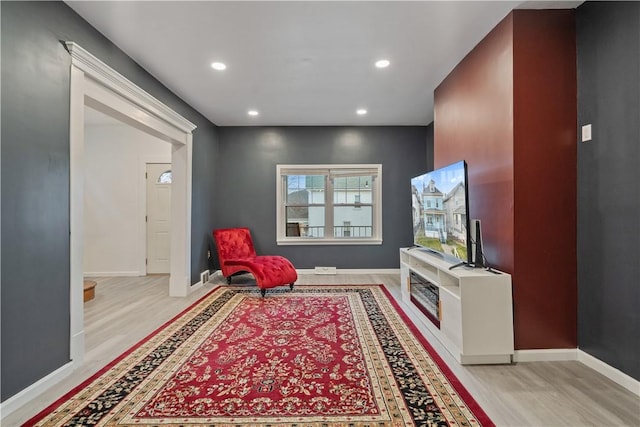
578, 350, 640, 396
210, 269, 399, 278
513, 348, 578, 362
278, 238, 383, 246
83, 271, 142, 277
0, 362, 74, 420
276, 164, 383, 245
296, 268, 400, 275
65, 42, 196, 134
58, 41, 199, 418
514, 348, 639, 396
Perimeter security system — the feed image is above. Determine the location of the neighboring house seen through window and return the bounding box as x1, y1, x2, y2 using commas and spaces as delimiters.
276, 164, 382, 245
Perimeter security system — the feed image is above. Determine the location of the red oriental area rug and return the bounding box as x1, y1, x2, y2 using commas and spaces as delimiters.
25, 285, 493, 426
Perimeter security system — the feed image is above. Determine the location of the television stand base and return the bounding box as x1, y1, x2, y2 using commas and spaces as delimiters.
448, 261, 470, 270
449, 261, 485, 270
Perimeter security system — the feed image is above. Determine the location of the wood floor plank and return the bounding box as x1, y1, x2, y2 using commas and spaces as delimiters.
2, 273, 638, 426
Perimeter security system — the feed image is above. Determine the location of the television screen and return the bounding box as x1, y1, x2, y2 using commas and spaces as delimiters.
411, 160, 471, 265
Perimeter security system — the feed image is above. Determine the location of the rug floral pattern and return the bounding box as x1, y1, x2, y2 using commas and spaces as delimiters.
26, 286, 490, 426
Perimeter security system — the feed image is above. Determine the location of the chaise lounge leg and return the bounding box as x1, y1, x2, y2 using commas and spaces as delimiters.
226, 276, 232, 284
260, 288, 266, 297
289, 283, 295, 290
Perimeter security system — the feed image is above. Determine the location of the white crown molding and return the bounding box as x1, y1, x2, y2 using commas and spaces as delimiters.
65, 41, 196, 134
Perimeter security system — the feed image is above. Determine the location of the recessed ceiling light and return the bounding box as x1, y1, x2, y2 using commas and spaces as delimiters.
356, 109, 368, 115
375, 59, 390, 68
211, 62, 227, 71
248, 110, 259, 116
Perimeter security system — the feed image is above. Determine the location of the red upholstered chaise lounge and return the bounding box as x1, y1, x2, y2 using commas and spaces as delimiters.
213, 227, 297, 296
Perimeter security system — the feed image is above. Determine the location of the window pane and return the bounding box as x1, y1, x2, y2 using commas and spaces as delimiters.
285, 206, 307, 235
308, 206, 325, 237
286, 206, 325, 237
157, 170, 172, 183
286, 175, 325, 205
333, 175, 372, 204
333, 206, 372, 237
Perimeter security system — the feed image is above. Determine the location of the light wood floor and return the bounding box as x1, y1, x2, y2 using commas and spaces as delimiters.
3, 273, 639, 426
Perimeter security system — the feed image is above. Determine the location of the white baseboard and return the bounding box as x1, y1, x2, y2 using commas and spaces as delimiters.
189, 280, 204, 292
83, 271, 141, 277
0, 361, 74, 421
209, 270, 224, 281
578, 350, 640, 396
211, 268, 399, 278
297, 268, 400, 275
70, 329, 85, 365
513, 348, 578, 362
514, 348, 639, 397
190, 271, 226, 290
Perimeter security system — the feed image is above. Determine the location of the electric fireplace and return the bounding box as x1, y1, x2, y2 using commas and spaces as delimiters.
409, 271, 440, 328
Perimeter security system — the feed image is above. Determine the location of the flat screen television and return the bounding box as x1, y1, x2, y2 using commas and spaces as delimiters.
411, 160, 472, 266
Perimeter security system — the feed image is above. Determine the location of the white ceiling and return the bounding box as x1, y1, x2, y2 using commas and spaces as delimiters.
67, 1, 580, 127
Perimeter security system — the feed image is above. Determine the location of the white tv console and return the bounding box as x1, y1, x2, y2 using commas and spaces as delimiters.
400, 247, 514, 364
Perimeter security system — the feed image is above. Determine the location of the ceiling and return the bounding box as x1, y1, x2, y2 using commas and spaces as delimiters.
67, 1, 580, 127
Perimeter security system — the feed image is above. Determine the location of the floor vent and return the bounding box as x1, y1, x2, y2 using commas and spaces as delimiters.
200, 270, 210, 283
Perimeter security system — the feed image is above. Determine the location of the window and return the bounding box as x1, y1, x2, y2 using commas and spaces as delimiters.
157, 170, 172, 184
277, 164, 382, 245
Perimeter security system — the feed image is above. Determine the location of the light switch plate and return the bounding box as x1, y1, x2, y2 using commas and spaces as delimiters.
582, 124, 592, 142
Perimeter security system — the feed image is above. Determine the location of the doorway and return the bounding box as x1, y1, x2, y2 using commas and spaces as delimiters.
68, 42, 197, 365
83, 107, 171, 276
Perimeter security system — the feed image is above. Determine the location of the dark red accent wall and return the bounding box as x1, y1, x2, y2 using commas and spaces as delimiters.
434, 10, 577, 350
434, 14, 515, 273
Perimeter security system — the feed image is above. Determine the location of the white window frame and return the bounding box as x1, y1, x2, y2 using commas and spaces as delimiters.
276, 164, 382, 245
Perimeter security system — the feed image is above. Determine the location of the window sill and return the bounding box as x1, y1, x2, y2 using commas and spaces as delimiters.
277, 238, 383, 246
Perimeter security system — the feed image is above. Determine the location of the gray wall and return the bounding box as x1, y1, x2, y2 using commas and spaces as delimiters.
1, 1, 219, 401
7, 0, 638, 407
215, 126, 429, 269
577, 1, 640, 380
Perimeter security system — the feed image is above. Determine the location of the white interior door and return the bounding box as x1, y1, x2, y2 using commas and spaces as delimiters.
146, 163, 171, 274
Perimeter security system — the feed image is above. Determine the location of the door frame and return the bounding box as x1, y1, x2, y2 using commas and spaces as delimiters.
68, 42, 197, 364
